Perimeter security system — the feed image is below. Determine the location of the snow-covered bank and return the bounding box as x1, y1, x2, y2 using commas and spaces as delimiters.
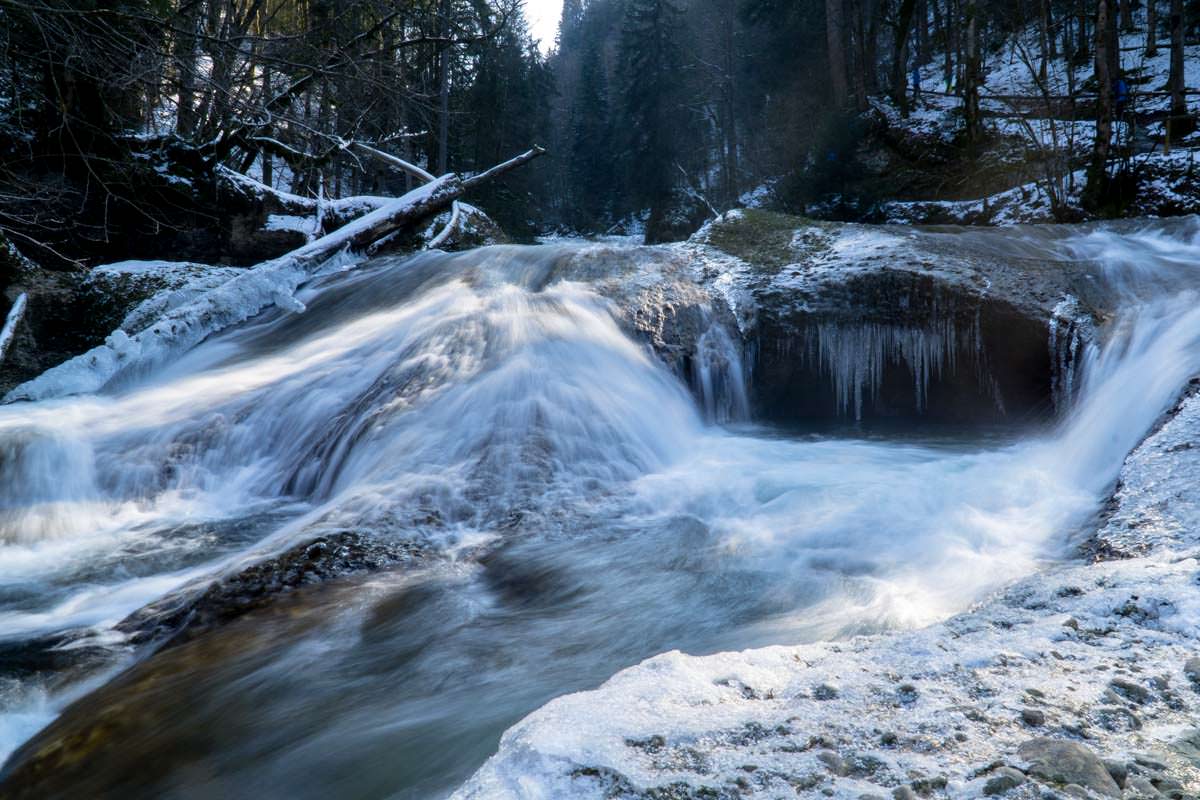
456, 390, 1200, 799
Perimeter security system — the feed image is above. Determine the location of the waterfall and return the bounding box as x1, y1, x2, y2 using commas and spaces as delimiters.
1, 225, 1199, 797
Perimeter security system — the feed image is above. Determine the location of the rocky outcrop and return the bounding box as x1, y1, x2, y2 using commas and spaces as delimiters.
673, 210, 1104, 425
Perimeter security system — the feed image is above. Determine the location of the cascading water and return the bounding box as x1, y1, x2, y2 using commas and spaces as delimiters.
0, 223, 1199, 798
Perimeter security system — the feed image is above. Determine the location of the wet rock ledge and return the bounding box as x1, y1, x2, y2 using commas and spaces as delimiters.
676, 209, 1105, 425
455, 390, 1200, 799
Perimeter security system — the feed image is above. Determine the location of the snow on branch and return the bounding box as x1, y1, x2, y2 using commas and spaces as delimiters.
352, 142, 437, 184
0, 293, 28, 365
427, 201, 463, 249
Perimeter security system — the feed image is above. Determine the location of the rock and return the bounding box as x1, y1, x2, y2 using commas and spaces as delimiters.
1184, 657, 1200, 688
983, 766, 1026, 795
1149, 775, 1186, 799
1109, 677, 1152, 704
1016, 738, 1122, 797
1125, 775, 1165, 798
117, 532, 426, 648
892, 788, 918, 800
690, 211, 1099, 426
812, 683, 839, 700
1021, 707, 1046, 727
1101, 759, 1127, 789
909, 774, 947, 795
1171, 728, 1200, 766
1094, 705, 1142, 732
817, 750, 846, 777
1131, 754, 1167, 773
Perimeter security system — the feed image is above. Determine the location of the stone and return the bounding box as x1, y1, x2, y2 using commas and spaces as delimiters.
1101, 759, 1127, 789
983, 766, 1026, 795
1184, 657, 1200, 688
892, 788, 918, 800
1150, 775, 1186, 799
817, 750, 846, 777
1125, 776, 1164, 798
1109, 677, 1152, 704
1095, 705, 1141, 732
812, 683, 839, 700
1016, 738, 1121, 797
909, 774, 946, 795
1131, 754, 1167, 773
1021, 707, 1046, 727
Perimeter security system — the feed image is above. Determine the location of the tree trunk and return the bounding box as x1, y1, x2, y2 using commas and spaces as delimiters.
865, 0, 880, 93
916, 0, 928, 64
891, 0, 918, 116
827, 0, 850, 108
1119, 0, 1133, 31
1168, 0, 1190, 143
174, 0, 201, 136
1147, 0, 1158, 57
1084, 0, 1114, 210
964, 1, 982, 150
719, 0, 739, 205
1039, 0, 1052, 82
850, 0, 869, 108
261, 64, 273, 188
1076, 0, 1090, 63
437, 0, 452, 174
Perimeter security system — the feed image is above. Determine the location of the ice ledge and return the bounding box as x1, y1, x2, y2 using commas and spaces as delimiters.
456, 395, 1200, 799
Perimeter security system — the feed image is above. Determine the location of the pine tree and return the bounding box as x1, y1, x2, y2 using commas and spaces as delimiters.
569, 39, 613, 229
618, 0, 686, 241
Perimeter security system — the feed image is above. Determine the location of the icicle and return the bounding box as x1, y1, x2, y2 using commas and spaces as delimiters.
807, 318, 966, 420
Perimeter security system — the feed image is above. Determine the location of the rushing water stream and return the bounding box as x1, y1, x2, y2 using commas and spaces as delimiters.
1, 223, 1199, 797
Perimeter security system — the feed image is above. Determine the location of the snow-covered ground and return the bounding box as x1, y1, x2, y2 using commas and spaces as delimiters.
871, 8, 1200, 225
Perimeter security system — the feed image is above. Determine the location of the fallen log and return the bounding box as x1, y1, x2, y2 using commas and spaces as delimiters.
266, 145, 546, 265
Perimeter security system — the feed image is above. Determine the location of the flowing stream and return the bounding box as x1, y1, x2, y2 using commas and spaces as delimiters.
1, 224, 1199, 797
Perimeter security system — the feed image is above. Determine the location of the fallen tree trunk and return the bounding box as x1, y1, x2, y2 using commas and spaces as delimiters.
272, 145, 546, 265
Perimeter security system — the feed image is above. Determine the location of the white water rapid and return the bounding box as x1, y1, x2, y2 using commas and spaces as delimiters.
1, 222, 1199, 798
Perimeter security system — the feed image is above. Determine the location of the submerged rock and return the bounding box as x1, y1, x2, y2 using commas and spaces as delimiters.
117, 531, 427, 649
